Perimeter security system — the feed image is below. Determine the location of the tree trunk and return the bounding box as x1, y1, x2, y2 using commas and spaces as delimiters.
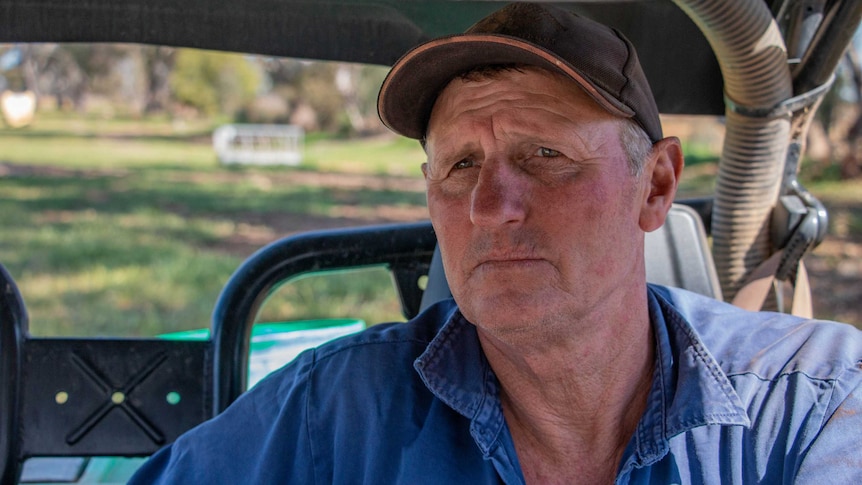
841, 45, 862, 179
144, 46, 176, 114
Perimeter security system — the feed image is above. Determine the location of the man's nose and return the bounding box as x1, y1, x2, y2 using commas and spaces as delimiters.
469, 159, 528, 227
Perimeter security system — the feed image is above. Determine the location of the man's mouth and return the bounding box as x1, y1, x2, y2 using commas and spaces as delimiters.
474, 256, 545, 272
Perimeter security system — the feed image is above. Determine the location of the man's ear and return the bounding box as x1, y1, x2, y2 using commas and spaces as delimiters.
639, 137, 684, 232
421, 162, 429, 180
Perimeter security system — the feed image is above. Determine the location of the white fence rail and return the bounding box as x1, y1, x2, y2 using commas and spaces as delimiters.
213, 124, 304, 166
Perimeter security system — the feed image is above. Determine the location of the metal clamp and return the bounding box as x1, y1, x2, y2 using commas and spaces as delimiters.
724, 74, 834, 119
771, 183, 828, 282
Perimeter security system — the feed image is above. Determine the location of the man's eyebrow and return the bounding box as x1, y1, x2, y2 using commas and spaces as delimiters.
425, 142, 476, 173
426, 144, 459, 164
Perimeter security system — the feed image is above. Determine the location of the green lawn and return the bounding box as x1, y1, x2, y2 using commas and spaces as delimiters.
0, 113, 426, 336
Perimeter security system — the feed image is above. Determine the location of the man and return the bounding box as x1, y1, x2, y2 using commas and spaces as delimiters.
131, 3, 862, 483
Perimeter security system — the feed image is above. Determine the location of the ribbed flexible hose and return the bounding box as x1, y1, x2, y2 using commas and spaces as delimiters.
673, 0, 793, 300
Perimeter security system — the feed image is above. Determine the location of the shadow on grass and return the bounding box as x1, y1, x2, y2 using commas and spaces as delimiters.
0, 129, 214, 144
0, 168, 429, 276
1, 170, 426, 215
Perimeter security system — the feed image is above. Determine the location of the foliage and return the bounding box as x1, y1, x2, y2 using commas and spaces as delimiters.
356, 65, 390, 120
2, 43, 391, 135
169, 49, 262, 116
294, 62, 343, 132
806, 44, 862, 180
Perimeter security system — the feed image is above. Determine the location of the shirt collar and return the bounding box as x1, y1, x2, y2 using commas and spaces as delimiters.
413, 305, 507, 456
414, 306, 486, 418
628, 286, 750, 467
414, 288, 751, 464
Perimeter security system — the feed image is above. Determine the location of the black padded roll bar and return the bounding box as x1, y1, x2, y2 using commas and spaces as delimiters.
211, 222, 437, 413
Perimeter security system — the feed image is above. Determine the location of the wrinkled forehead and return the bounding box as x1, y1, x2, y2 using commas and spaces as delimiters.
425, 66, 616, 145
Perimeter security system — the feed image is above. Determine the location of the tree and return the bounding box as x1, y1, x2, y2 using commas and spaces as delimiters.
169, 49, 261, 117
807, 44, 862, 180
143, 46, 176, 114
334, 63, 390, 135
840, 45, 862, 178
19, 44, 88, 110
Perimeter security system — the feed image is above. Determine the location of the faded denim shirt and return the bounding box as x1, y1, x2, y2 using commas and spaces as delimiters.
130, 285, 862, 484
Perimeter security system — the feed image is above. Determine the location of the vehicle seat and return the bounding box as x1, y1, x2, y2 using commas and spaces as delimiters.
420, 203, 721, 310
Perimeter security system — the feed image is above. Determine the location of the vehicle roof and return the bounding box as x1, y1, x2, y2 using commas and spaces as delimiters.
0, 0, 725, 115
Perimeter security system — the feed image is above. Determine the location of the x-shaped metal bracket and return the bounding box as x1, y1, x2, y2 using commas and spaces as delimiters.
66, 351, 168, 446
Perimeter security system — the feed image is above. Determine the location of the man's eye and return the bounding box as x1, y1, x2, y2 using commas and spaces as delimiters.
535, 147, 560, 157
453, 159, 474, 169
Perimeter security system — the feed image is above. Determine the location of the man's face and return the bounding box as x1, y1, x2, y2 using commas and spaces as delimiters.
424, 67, 655, 336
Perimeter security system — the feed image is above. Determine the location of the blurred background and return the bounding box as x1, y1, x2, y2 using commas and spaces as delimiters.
0, 38, 860, 337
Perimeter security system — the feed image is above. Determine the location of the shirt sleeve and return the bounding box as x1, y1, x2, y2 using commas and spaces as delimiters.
794, 367, 862, 484
127, 349, 318, 484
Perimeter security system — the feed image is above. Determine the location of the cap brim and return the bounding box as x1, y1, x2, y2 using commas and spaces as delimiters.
378, 34, 636, 140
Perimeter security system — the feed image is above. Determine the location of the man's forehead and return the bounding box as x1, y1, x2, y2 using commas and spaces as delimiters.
426, 67, 614, 139
435, 66, 585, 105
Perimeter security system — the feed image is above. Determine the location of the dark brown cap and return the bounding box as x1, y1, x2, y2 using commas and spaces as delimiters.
377, 2, 662, 142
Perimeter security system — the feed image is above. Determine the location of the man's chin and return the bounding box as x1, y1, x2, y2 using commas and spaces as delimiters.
457, 291, 548, 330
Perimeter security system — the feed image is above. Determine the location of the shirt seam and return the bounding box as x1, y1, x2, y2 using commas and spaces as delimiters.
725, 369, 842, 384
637, 316, 669, 461
313, 336, 433, 362
653, 288, 670, 453
305, 347, 319, 485
477, 358, 505, 456
812, 370, 840, 436
795, 372, 860, 474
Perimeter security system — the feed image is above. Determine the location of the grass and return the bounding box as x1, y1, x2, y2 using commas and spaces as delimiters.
257, 267, 405, 328
0, 112, 426, 336
0, 208, 238, 335
303, 136, 425, 177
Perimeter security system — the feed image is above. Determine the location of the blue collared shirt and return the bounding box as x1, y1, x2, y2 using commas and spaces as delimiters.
130, 285, 862, 484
